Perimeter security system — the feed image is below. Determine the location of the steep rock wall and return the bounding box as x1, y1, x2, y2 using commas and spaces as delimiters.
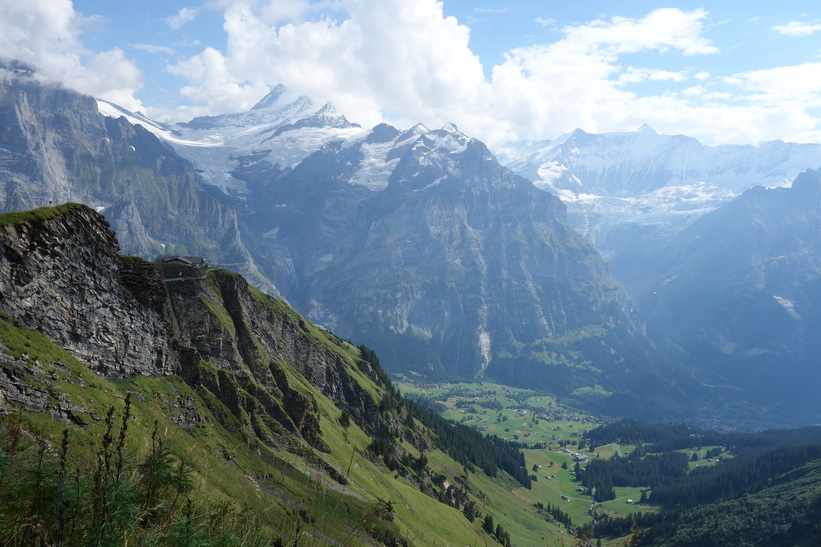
0, 204, 175, 376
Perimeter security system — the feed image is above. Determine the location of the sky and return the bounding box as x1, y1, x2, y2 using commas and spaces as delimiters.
2, 0, 821, 149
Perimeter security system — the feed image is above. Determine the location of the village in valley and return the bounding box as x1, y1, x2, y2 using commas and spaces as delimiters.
395, 380, 650, 522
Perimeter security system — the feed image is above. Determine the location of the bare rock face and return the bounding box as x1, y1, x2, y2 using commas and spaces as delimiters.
0, 204, 176, 376
238, 127, 660, 402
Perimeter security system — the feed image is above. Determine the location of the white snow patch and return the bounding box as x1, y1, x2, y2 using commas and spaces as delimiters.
96, 99, 223, 148
349, 140, 400, 191
414, 176, 446, 192
535, 162, 568, 187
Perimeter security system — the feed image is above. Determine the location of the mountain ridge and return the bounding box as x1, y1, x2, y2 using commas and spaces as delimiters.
503, 126, 821, 257
610, 168, 821, 425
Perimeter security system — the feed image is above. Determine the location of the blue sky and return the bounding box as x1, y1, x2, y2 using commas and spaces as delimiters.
3, 0, 821, 148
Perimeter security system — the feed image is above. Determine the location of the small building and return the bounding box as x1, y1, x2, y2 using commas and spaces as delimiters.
155, 255, 208, 267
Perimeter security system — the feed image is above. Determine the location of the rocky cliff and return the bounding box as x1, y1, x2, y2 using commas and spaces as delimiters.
186, 114, 664, 403
0, 204, 174, 376
0, 204, 382, 435
0, 203, 380, 442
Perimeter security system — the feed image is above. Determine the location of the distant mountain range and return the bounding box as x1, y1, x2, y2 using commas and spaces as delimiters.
504, 125, 821, 259
4, 63, 821, 425
610, 169, 821, 423
503, 125, 821, 425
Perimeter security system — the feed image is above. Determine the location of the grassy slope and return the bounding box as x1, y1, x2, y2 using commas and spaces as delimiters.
0, 278, 556, 545
0, 202, 88, 227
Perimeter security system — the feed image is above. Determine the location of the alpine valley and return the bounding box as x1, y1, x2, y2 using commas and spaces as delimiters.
3, 62, 821, 545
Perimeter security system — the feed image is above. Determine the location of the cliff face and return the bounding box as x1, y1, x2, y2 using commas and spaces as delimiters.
0, 204, 175, 376
236, 125, 657, 396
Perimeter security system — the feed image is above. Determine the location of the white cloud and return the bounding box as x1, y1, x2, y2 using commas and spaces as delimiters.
170, 0, 490, 132
475, 7, 514, 14
134, 44, 176, 55
66, 48, 144, 111
165, 7, 198, 30
618, 68, 688, 85
0, 0, 144, 110
774, 21, 821, 37
169, 46, 269, 114
4, 1, 817, 148
556, 8, 718, 57
169, 4, 727, 146
728, 63, 821, 108
258, 0, 316, 24
0, 0, 83, 79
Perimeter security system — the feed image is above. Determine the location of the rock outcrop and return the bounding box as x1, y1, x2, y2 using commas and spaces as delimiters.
0, 204, 175, 376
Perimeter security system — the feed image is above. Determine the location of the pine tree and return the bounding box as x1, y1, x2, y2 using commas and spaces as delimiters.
482, 514, 494, 534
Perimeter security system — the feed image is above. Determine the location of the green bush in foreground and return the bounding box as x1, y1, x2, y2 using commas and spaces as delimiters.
0, 396, 273, 546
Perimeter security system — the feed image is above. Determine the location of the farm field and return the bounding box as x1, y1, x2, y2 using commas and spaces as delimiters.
395, 379, 657, 525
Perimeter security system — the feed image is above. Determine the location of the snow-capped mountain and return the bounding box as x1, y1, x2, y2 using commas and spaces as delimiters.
98, 84, 363, 194
503, 126, 821, 257
0, 70, 274, 294
90, 85, 678, 415
15, 68, 821, 423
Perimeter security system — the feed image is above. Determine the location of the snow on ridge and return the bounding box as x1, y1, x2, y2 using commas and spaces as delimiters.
250, 83, 302, 110
350, 138, 400, 191
96, 99, 224, 147
511, 128, 821, 197
347, 123, 472, 191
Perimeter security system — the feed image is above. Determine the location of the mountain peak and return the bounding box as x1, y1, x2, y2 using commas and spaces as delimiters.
638, 123, 656, 133
250, 84, 309, 111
